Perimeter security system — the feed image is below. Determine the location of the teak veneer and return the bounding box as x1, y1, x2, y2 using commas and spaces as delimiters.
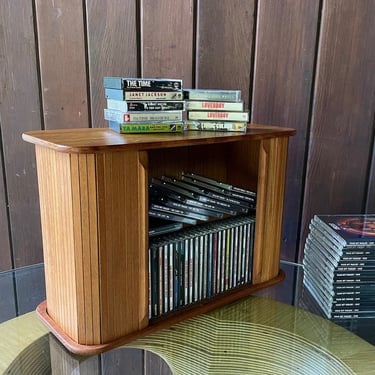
23, 124, 295, 355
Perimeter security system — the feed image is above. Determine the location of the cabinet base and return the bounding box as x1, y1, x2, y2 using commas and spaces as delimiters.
36, 270, 285, 356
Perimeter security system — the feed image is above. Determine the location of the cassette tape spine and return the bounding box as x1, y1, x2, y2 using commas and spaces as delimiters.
104, 108, 183, 123
183, 89, 242, 102
185, 100, 244, 111
104, 77, 183, 91
107, 99, 185, 112
109, 121, 184, 134
105, 88, 184, 101
188, 110, 249, 122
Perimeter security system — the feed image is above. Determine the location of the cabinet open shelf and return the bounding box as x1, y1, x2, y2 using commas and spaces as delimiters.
23, 124, 295, 355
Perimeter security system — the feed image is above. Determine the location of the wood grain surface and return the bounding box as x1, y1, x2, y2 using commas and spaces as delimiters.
300, 0, 375, 257
27, 125, 292, 353
86, 0, 138, 129
0, 0, 43, 268
253, 137, 289, 283
22, 124, 295, 152
141, 0, 194, 87
1, 0, 375, 372
252, 0, 320, 262
0, 151, 11, 270
2, 0, 374, 273
35, 0, 89, 130
195, 0, 255, 106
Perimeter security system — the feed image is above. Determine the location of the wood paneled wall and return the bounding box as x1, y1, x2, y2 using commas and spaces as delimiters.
300, 0, 375, 254
1, 0, 374, 373
1, 1, 375, 269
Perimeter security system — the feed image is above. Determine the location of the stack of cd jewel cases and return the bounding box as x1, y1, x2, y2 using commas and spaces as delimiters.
303, 214, 375, 320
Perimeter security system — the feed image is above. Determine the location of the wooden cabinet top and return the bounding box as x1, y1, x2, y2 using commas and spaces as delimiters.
22, 124, 296, 153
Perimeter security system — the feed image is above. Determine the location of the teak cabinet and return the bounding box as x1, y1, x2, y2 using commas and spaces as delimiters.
23, 124, 295, 355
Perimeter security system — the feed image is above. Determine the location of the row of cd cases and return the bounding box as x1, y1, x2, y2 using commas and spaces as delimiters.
148, 214, 256, 318
146, 172, 257, 318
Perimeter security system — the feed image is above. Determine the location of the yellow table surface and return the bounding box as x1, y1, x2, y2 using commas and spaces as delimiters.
1, 296, 375, 374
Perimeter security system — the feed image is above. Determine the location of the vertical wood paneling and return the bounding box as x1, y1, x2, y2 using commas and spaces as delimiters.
1, 2, 373, 269
86, 154, 101, 343
35, 0, 89, 130
0, 154, 11, 271
366, 139, 375, 212
2, 2, 375, 372
196, 0, 255, 106
252, 0, 320, 261
141, 0, 194, 87
76, 154, 101, 344
0, 0, 43, 268
35, 146, 78, 341
301, 0, 375, 253
253, 137, 289, 284
86, 0, 138, 129
70, 153, 85, 342
97, 150, 148, 343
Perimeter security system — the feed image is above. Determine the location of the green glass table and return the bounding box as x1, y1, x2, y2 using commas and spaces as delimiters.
1, 294, 375, 375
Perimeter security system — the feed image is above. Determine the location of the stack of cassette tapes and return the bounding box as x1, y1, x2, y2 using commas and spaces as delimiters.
103, 77, 185, 133
303, 214, 375, 320
184, 88, 249, 132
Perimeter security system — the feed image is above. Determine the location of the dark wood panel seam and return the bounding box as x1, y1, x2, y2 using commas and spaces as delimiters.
364, 112, 375, 213
142, 348, 146, 375
135, 0, 142, 77
191, 0, 198, 88
82, 0, 93, 129
0, 126, 15, 272
296, 0, 324, 262
249, 0, 258, 118
31, 0, 45, 131
0, 124, 18, 312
